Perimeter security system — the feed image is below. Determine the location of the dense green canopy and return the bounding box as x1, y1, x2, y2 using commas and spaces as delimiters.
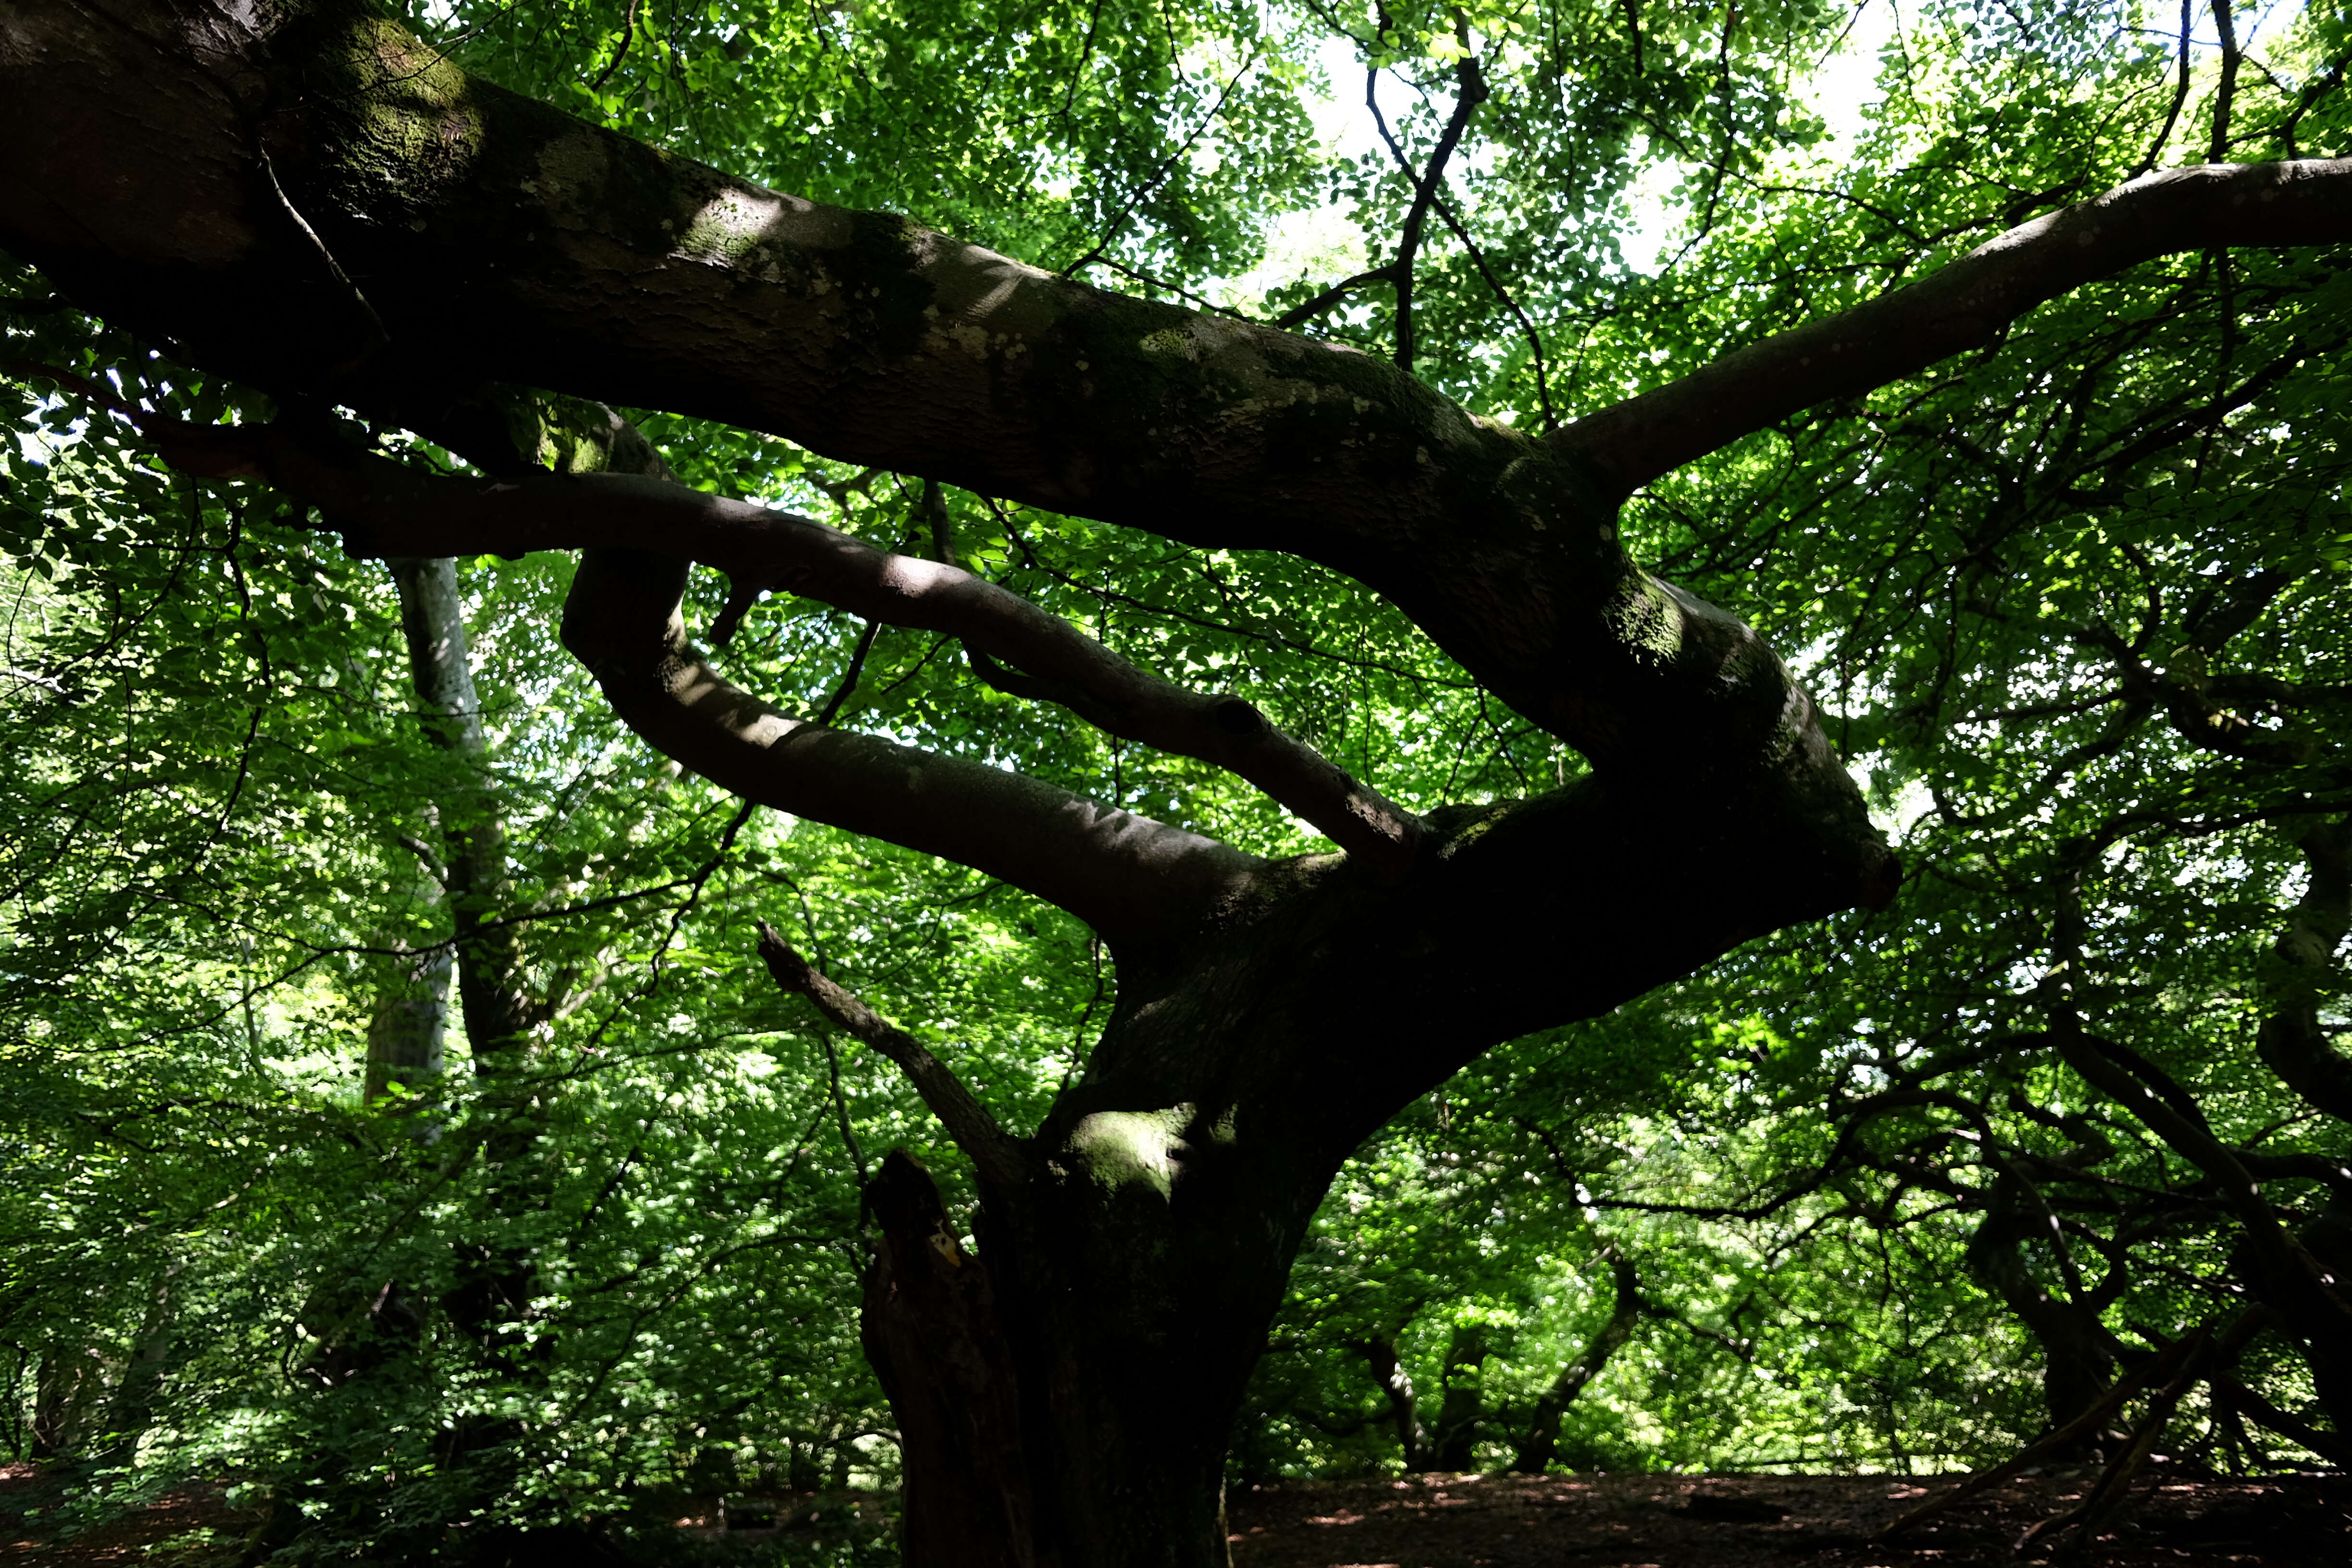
4, 0, 2351, 1560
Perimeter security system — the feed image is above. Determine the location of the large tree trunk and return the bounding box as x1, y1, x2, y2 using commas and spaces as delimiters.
837, 833, 1764, 1565
860, 1154, 1041, 1567
864, 1149, 1281, 1568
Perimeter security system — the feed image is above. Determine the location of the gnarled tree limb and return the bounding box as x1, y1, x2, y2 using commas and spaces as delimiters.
0, 0, 1883, 877
556, 544, 1262, 942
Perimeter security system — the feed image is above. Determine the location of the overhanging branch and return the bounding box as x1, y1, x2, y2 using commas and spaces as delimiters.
127, 412, 1263, 941
0, 0, 1901, 920
145, 416, 1421, 870
571, 546, 1265, 943
1557, 159, 2352, 497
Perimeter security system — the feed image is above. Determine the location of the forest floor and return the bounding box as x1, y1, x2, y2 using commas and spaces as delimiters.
1223, 1470, 2352, 1567
5, 1459, 2347, 1565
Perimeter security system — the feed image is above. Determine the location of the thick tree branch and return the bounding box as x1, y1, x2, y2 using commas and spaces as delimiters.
0, 0, 1896, 922
1876, 1326, 2207, 1542
757, 921, 1024, 1188
557, 546, 1259, 942
147, 417, 1421, 870
1556, 159, 2352, 496
2209, 1370, 2352, 1466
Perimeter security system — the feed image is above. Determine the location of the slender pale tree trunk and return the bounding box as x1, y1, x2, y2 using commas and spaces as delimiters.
360, 839, 451, 1106
267, 553, 545, 1558
386, 555, 537, 1065
380, 551, 552, 1378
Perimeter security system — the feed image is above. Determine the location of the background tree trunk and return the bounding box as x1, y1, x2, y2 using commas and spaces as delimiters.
30, 1346, 106, 1459
1430, 1324, 1489, 1471
1965, 1178, 2120, 1456
1513, 1242, 1641, 1474
360, 818, 450, 1106
1354, 1335, 1432, 1472
100, 1259, 178, 1466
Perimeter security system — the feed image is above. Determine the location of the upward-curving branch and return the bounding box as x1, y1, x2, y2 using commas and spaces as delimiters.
1555, 159, 2352, 496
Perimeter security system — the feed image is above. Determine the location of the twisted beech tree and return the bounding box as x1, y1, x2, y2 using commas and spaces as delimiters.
7, 0, 2352, 1562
